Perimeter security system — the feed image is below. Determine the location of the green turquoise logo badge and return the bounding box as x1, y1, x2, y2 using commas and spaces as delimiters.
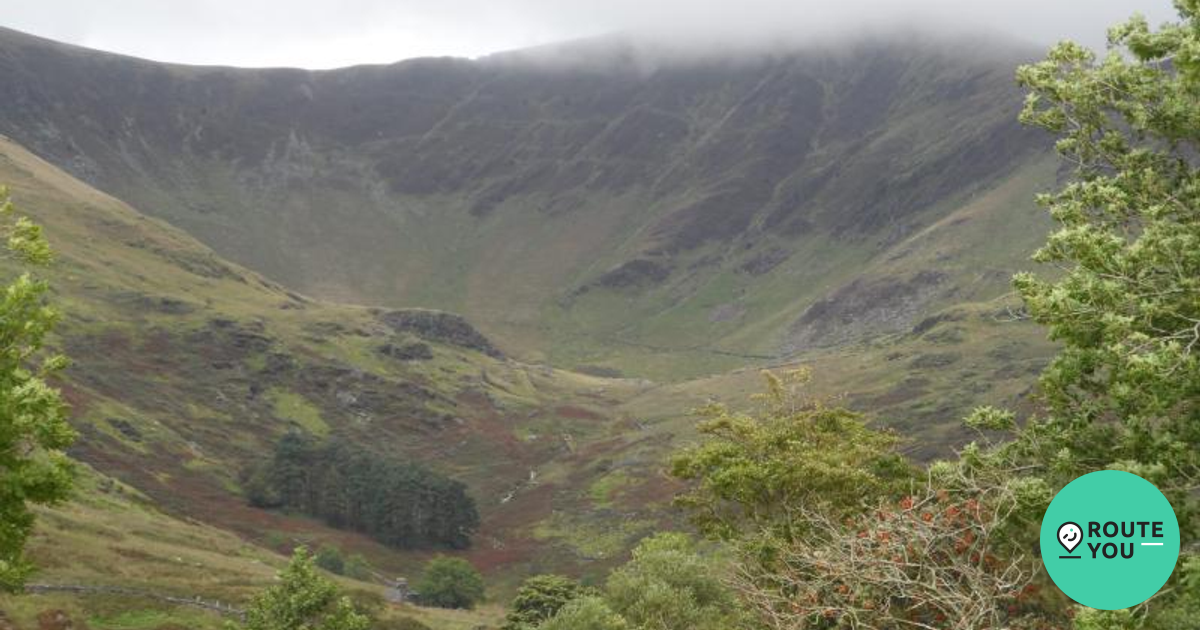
1041, 470, 1180, 610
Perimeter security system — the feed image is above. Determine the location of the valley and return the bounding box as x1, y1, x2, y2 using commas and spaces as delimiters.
0, 23, 1067, 630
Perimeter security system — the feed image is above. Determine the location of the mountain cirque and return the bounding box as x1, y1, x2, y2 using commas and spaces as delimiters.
0, 27, 1060, 599
0, 27, 1052, 377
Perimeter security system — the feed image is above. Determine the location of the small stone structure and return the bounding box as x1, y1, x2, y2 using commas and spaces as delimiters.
385, 578, 411, 604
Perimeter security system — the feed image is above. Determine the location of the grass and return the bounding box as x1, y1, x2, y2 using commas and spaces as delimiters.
2, 594, 229, 630
0, 464, 504, 630
1, 467, 274, 630
589, 470, 636, 508
618, 298, 1054, 459
531, 513, 658, 562
266, 388, 329, 436
89, 607, 203, 630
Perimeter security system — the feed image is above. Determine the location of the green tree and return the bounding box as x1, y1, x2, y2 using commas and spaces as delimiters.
271, 432, 314, 510
235, 548, 369, 630
668, 371, 1059, 629
343, 553, 372, 581
538, 596, 627, 630
342, 589, 385, 621
254, 436, 478, 550
501, 574, 584, 630
1011, 3, 1200, 625
415, 556, 485, 610
671, 368, 911, 545
242, 464, 281, 509
1013, 0, 1200, 510
0, 186, 75, 592
727, 464, 1059, 630
314, 545, 345, 575
604, 533, 742, 630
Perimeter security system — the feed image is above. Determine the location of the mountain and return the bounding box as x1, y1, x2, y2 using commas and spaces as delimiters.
0, 25, 1066, 626
0, 131, 1051, 611
0, 27, 1052, 379
0, 134, 687, 593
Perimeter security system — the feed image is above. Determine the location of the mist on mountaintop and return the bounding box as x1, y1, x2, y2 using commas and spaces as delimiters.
2, 0, 1179, 69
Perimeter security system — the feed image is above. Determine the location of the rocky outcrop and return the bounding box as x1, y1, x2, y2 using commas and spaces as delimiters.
580, 259, 672, 292
379, 310, 502, 358
782, 271, 949, 353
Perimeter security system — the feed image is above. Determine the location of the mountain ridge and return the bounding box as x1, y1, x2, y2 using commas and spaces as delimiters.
0, 26, 1051, 377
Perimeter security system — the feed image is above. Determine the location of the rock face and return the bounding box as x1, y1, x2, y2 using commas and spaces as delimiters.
0, 27, 1051, 366
583, 259, 672, 292
784, 271, 949, 352
380, 310, 503, 358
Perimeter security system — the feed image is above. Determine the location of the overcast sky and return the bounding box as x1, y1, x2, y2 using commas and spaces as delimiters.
0, 0, 1181, 69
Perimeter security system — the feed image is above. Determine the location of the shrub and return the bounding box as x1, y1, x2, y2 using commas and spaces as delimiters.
344, 553, 373, 581
501, 574, 584, 630
315, 545, 345, 575
605, 534, 741, 630
539, 596, 626, 630
415, 557, 485, 610
234, 548, 369, 630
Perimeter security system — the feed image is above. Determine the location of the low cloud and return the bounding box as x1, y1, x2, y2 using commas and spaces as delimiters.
1, 0, 1180, 69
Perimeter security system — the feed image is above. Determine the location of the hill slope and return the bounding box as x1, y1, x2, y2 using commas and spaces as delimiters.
0, 466, 502, 630
0, 28, 1052, 377
0, 126, 1054, 581
0, 133, 687, 590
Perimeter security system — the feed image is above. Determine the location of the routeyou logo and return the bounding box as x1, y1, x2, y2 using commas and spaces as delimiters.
1041, 470, 1181, 610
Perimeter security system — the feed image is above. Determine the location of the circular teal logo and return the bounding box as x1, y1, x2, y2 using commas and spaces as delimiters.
1041, 470, 1180, 610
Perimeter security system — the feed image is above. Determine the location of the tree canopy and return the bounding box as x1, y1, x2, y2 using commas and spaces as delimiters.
1013, 0, 1200, 502
604, 533, 743, 630
538, 596, 627, 630
247, 434, 479, 550
1002, 4, 1200, 625
0, 186, 75, 592
501, 574, 585, 630
235, 548, 369, 630
671, 368, 912, 546
414, 556, 485, 610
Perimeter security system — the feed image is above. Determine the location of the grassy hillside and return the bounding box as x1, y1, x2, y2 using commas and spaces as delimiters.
0, 28, 1052, 377
0, 466, 502, 630
0, 122, 1060, 625
0, 134, 682, 595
